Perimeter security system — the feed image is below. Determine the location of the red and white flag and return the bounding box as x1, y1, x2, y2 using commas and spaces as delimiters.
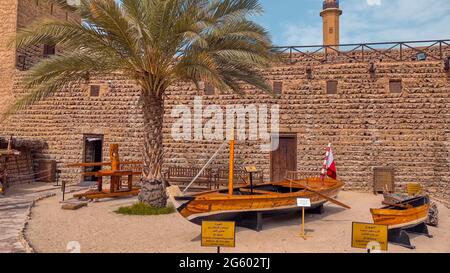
320, 143, 337, 180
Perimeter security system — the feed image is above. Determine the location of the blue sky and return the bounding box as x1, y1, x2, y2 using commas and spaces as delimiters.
254, 0, 450, 46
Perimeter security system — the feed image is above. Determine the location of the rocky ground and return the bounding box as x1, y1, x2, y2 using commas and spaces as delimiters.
23, 190, 450, 253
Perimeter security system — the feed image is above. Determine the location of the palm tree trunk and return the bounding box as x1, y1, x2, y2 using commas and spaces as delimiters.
138, 93, 167, 208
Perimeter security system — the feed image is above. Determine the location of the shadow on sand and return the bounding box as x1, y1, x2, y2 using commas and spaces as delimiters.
190, 204, 347, 241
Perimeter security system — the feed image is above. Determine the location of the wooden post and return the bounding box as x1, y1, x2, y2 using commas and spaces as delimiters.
110, 144, 120, 171
7, 135, 12, 151
110, 144, 120, 193
300, 207, 306, 239
97, 176, 103, 192
128, 174, 133, 191
228, 131, 235, 196
62, 180, 66, 201
249, 172, 254, 194
301, 207, 305, 235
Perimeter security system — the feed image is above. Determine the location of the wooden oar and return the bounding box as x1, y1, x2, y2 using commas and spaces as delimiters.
288, 179, 351, 209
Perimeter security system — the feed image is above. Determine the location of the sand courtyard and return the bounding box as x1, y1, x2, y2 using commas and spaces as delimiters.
24, 190, 450, 253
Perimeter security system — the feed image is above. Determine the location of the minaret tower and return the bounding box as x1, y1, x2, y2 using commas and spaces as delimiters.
320, 0, 342, 47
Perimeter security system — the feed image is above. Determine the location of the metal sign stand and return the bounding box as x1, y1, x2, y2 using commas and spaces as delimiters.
62, 180, 66, 202
244, 166, 258, 195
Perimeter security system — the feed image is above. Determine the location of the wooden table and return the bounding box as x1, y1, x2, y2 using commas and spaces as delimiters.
94, 170, 140, 193
74, 170, 141, 200
69, 144, 143, 200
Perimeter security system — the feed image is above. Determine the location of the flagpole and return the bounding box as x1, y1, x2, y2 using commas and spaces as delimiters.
320, 143, 332, 184
228, 129, 235, 196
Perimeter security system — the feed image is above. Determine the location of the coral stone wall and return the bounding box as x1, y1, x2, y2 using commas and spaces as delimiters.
2, 73, 144, 185
16, 0, 80, 71
2, 149, 35, 185
0, 0, 18, 115
1, 58, 449, 206
0, 1, 449, 204
1, 0, 80, 115
163, 60, 450, 204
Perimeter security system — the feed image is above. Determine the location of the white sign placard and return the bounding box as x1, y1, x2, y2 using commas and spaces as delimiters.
296, 198, 311, 207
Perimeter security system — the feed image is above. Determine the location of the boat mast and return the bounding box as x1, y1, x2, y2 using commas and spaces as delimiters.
228, 130, 235, 196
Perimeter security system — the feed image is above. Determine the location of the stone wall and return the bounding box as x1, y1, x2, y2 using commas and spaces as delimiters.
163, 60, 450, 204
3, 149, 35, 185
2, 72, 144, 185
0, 0, 78, 115
16, 0, 79, 70
0, 0, 448, 205
0, 0, 18, 114
1, 57, 449, 206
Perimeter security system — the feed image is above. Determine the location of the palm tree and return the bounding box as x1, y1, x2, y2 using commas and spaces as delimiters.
8, 0, 275, 207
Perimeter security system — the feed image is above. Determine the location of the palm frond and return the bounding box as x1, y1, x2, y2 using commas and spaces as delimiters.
41, 0, 81, 12
7, 0, 275, 118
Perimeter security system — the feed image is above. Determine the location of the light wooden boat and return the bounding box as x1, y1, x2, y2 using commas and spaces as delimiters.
370, 196, 430, 230
174, 177, 346, 223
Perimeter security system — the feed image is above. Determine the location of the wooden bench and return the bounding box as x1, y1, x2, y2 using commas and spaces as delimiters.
164, 167, 213, 191
213, 169, 264, 189
164, 166, 264, 192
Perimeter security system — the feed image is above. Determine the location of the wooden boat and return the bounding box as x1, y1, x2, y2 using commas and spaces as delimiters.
174, 176, 347, 224
370, 195, 430, 230
172, 135, 349, 225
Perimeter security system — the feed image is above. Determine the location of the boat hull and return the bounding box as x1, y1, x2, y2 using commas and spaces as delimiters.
175, 177, 345, 223
187, 204, 327, 226
370, 196, 430, 229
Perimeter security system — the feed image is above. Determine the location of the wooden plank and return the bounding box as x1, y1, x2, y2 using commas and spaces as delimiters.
82, 171, 141, 177
76, 188, 140, 200
61, 202, 88, 210
66, 161, 143, 168
0, 149, 21, 156
67, 162, 112, 167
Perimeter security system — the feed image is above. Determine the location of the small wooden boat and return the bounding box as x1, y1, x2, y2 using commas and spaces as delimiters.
370, 195, 430, 230
174, 176, 347, 224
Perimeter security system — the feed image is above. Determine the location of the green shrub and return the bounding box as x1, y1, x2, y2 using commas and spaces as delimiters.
115, 202, 175, 216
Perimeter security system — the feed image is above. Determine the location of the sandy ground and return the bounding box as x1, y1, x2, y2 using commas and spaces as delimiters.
25, 191, 450, 253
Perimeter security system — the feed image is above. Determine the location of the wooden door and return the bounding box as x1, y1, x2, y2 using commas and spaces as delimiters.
373, 167, 395, 193
83, 134, 103, 182
271, 135, 297, 182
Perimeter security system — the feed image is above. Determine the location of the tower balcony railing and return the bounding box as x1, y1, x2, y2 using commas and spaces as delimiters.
323, 0, 339, 9
273, 39, 450, 65
16, 39, 450, 71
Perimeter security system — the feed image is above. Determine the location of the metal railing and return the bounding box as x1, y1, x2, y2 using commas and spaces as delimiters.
274, 39, 450, 64
16, 39, 450, 71
323, 0, 339, 10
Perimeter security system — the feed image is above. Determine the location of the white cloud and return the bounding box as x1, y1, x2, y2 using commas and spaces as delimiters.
280, 24, 322, 46
341, 0, 450, 43
366, 0, 382, 6
277, 0, 450, 45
